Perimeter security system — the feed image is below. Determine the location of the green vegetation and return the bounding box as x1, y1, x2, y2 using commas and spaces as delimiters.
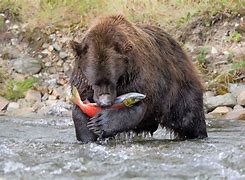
0, 77, 38, 100
0, 16, 4, 30
232, 59, 245, 71
196, 47, 208, 63
0, 0, 244, 29
228, 31, 242, 42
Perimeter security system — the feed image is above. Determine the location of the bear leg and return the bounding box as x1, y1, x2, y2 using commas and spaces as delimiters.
87, 102, 147, 138
72, 105, 98, 143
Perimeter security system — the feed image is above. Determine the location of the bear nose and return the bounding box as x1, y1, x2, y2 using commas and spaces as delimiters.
98, 94, 113, 107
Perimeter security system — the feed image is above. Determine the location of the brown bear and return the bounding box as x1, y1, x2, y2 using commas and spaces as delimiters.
70, 15, 207, 143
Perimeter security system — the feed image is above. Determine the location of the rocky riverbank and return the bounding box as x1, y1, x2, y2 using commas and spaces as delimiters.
0, 11, 244, 120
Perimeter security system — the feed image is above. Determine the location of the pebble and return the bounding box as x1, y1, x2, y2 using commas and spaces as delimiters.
59, 51, 69, 59
52, 43, 62, 51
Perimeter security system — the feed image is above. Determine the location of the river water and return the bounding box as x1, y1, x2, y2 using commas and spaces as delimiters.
0, 116, 244, 180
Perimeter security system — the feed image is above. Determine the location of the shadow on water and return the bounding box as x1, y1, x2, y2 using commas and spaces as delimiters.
0, 116, 244, 179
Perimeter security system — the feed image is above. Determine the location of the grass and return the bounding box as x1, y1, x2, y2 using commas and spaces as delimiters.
228, 31, 242, 42
0, 77, 38, 100
0, 0, 244, 29
196, 47, 209, 63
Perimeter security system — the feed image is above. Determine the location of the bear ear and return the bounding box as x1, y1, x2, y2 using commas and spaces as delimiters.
70, 40, 88, 57
114, 41, 133, 54
124, 41, 133, 53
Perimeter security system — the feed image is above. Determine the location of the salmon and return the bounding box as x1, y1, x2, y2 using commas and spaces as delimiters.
70, 86, 146, 117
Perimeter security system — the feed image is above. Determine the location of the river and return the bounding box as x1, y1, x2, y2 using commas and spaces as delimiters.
0, 116, 244, 179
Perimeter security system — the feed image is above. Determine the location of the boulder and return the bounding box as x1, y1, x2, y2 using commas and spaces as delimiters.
12, 56, 42, 74
7, 102, 20, 111
237, 90, 245, 106
0, 96, 9, 110
228, 83, 245, 97
204, 93, 236, 111
224, 109, 245, 120
25, 90, 42, 103
208, 106, 232, 118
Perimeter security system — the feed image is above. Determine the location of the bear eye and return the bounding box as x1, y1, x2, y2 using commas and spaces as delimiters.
114, 43, 122, 54
124, 57, 129, 64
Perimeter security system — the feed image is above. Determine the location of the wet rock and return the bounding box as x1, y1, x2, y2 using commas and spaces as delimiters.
12, 56, 42, 74
224, 109, 245, 120
228, 83, 245, 97
208, 106, 232, 118
8, 107, 36, 117
25, 90, 41, 103
59, 51, 68, 59
38, 101, 71, 117
204, 93, 236, 111
0, 96, 9, 110
7, 102, 20, 111
237, 90, 245, 106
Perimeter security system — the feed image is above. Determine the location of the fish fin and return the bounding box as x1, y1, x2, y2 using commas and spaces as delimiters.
71, 86, 82, 105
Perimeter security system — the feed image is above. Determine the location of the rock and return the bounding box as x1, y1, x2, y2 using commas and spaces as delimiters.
0, 96, 9, 110
63, 62, 70, 73
12, 56, 42, 74
52, 43, 61, 51
228, 83, 245, 97
49, 34, 56, 41
0, 111, 5, 116
211, 47, 218, 54
48, 45, 54, 52
208, 106, 232, 118
37, 101, 71, 117
32, 101, 45, 111
52, 87, 64, 99
45, 62, 52, 67
17, 99, 31, 108
204, 91, 215, 98
45, 99, 58, 106
7, 102, 20, 111
233, 105, 243, 110
224, 109, 245, 120
25, 90, 42, 103
237, 90, 245, 105
41, 93, 49, 101
48, 95, 57, 100
6, 107, 36, 117
57, 60, 63, 66
204, 93, 236, 111
59, 51, 69, 59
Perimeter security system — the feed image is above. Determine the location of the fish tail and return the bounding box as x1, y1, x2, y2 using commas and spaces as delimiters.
71, 86, 82, 105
